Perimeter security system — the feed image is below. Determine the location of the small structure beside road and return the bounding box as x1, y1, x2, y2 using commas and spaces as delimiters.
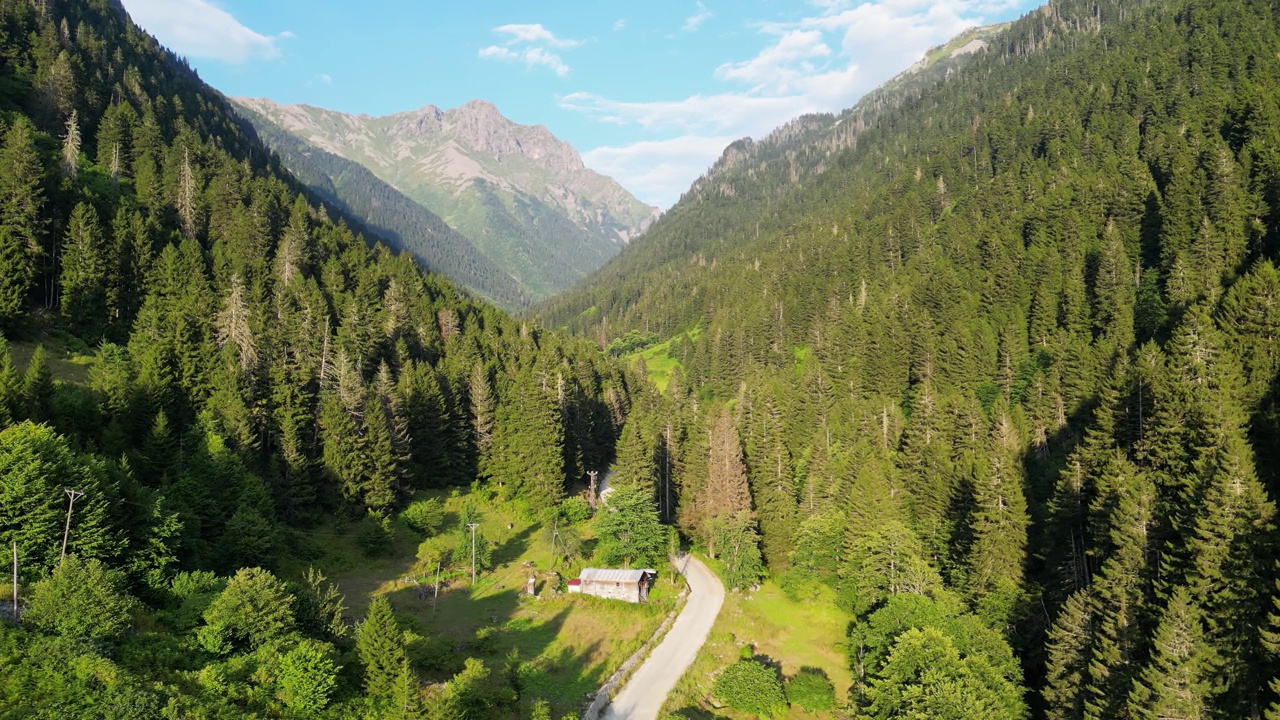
570, 568, 658, 603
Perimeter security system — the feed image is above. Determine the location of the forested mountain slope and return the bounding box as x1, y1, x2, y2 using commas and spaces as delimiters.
0, 0, 629, 716
234, 97, 659, 302
233, 101, 529, 311
537, 21, 1010, 336
550, 0, 1280, 717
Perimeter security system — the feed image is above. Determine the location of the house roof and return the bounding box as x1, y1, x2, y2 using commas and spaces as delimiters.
579, 568, 657, 584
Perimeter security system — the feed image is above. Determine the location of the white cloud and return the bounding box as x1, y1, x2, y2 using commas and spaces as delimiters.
120, 0, 291, 64
315, 73, 332, 85
565, 0, 1015, 208
683, 2, 713, 32
583, 135, 737, 208
479, 45, 571, 77
561, 91, 818, 136
714, 30, 831, 90
480, 23, 580, 76
493, 23, 582, 48
614, 18, 628, 31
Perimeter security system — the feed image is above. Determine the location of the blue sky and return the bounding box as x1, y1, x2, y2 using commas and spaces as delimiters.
120, 0, 1038, 208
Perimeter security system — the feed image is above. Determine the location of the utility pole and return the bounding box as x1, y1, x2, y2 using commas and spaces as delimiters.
587, 471, 599, 510
60, 488, 84, 561
550, 518, 559, 569
433, 561, 441, 619
467, 523, 480, 587
665, 424, 672, 523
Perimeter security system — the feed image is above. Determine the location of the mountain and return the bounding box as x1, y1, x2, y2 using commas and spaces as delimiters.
232, 97, 660, 301
542, 0, 1280, 717
539, 20, 1012, 336
229, 101, 528, 310
0, 0, 632, 716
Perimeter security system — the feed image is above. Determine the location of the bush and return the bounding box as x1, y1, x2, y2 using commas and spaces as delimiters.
417, 534, 453, 571
777, 567, 825, 603
278, 639, 340, 713
786, 667, 836, 712
26, 555, 139, 642
200, 567, 295, 654
168, 570, 226, 630
401, 498, 444, 536
559, 497, 592, 524
713, 659, 787, 718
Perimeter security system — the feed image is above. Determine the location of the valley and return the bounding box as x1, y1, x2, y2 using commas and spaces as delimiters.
2, 0, 1280, 719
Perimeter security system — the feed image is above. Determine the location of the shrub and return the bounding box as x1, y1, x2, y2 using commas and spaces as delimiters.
713, 659, 787, 718
786, 667, 836, 712
278, 639, 340, 713
200, 567, 295, 654
401, 498, 444, 536
559, 497, 592, 524
26, 555, 139, 642
777, 567, 825, 603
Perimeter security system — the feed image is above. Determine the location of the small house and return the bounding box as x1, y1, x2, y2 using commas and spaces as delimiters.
572, 568, 658, 603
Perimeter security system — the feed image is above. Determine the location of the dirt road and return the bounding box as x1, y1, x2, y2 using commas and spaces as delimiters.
603, 555, 725, 720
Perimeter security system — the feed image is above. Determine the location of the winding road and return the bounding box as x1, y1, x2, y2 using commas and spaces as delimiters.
603, 554, 725, 720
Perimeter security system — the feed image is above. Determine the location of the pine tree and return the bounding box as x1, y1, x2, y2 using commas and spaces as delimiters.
61, 202, 111, 328
22, 345, 54, 423
362, 386, 406, 511
356, 596, 407, 699
1126, 588, 1212, 720
697, 406, 752, 557
1043, 589, 1096, 720
387, 656, 425, 720
611, 412, 657, 498
0, 336, 20, 426
1081, 463, 1155, 720
1182, 433, 1274, 716
0, 118, 45, 327
60, 109, 80, 180
470, 362, 495, 473
744, 386, 798, 572
966, 404, 1029, 627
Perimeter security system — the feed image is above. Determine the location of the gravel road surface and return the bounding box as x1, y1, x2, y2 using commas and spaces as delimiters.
602, 555, 725, 720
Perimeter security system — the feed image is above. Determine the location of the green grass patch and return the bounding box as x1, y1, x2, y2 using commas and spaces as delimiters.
792, 345, 812, 372
9, 332, 96, 385
664, 561, 853, 719
625, 327, 701, 393
287, 488, 677, 717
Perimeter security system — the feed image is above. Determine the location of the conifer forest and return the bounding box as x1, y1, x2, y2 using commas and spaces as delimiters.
2, 0, 1280, 718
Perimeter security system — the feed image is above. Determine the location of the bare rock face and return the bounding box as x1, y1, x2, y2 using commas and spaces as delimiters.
385, 105, 445, 139
233, 96, 659, 300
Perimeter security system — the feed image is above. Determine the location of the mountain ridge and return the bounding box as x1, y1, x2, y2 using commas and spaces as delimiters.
233, 96, 659, 300
229, 100, 530, 309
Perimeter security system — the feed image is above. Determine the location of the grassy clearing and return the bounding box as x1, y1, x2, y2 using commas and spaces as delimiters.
287, 489, 679, 717
792, 345, 812, 373
8, 331, 96, 385
663, 563, 852, 719
626, 326, 701, 393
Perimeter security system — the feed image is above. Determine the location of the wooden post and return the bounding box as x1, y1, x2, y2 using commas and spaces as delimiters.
550, 518, 559, 570
433, 562, 441, 619
11, 541, 16, 621
467, 523, 479, 587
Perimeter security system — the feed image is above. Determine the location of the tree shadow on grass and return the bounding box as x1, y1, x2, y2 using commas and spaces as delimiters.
665, 707, 729, 719
491, 524, 537, 568
388, 578, 639, 717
